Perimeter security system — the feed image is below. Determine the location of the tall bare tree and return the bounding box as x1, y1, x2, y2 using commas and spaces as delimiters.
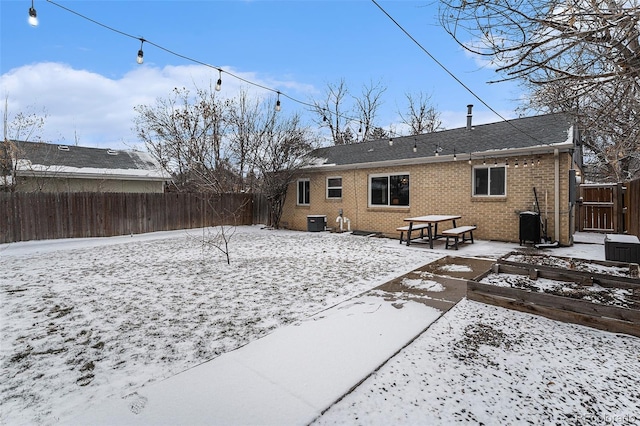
251, 102, 317, 228
398, 91, 443, 135
134, 85, 232, 192
439, 0, 640, 180
311, 79, 387, 145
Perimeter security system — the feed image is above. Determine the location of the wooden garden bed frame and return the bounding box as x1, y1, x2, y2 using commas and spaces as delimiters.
467, 254, 640, 337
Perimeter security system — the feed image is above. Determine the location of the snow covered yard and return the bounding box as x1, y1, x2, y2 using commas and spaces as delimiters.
1, 226, 442, 425
314, 299, 640, 425
2, 226, 639, 425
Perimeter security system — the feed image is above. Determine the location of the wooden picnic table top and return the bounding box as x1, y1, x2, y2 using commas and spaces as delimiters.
404, 215, 461, 223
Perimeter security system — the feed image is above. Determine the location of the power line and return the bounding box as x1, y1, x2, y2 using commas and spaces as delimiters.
370, 0, 550, 145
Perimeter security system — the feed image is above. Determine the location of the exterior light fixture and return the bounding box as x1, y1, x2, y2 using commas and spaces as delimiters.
275, 92, 281, 111
136, 39, 145, 64
215, 69, 222, 91
28, 1, 38, 26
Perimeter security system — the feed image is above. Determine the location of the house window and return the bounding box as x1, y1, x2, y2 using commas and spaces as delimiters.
474, 166, 506, 196
369, 173, 409, 206
326, 177, 342, 199
297, 179, 310, 205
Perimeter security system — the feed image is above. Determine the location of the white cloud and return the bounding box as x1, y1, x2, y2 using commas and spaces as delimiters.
1, 62, 314, 149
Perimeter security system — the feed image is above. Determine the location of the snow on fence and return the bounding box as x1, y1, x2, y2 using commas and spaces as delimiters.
0, 192, 268, 243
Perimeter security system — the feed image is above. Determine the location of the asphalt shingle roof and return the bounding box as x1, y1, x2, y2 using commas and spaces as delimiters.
308, 113, 575, 167
11, 141, 159, 170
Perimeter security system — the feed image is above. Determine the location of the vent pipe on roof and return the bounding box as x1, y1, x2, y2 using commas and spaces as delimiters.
466, 104, 473, 130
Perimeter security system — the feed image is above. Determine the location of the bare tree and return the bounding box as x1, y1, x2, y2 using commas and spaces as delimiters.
398, 91, 443, 135
311, 79, 387, 145
226, 89, 265, 193
355, 79, 386, 142
134, 85, 233, 192
251, 103, 317, 228
2, 97, 47, 191
439, 0, 640, 180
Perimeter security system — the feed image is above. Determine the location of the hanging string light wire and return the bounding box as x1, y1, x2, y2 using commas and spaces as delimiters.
42, 0, 551, 158
44, 0, 319, 113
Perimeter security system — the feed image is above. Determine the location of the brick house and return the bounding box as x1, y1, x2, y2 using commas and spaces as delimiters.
1, 140, 170, 193
280, 111, 584, 246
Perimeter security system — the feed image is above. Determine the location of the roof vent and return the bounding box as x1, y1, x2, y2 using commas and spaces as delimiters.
466, 104, 474, 130
107, 149, 118, 156
57, 145, 70, 151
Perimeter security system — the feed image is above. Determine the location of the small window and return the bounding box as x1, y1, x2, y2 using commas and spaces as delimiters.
326, 177, 342, 199
297, 179, 310, 205
369, 173, 409, 206
473, 166, 506, 196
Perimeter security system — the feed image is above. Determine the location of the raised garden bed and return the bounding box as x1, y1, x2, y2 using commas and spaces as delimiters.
467, 252, 640, 337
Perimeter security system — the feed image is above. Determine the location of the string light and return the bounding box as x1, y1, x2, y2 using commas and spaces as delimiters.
388, 137, 393, 146
215, 69, 222, 91
434, 144, 442, 156
136, 39, 144, 64
468, 154, 472, 165
28, 0, 38, 26
515, 158, 519, 168
494, 158, 498, 166
413, 139, 417, 153
453, 148, 457, 161
524, 158, 528, 168
506, 158, 510, 167
41, 0, 554, 161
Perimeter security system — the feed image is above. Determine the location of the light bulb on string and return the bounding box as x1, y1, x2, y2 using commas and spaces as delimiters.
388, 137, 393, 146
468, 154, 472, 165
453, 148, 457, 161
215, 69, 222, 91
515, 158, 519, 168
413, 139, 417, 153
28, 1, 38, 26
136, 39, 145, 64
275, 92, 281, 112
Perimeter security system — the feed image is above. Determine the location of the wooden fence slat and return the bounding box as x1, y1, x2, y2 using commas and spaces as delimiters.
0, 192, 268, 244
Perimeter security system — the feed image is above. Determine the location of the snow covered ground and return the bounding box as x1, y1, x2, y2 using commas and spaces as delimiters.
2, 227, 639, 425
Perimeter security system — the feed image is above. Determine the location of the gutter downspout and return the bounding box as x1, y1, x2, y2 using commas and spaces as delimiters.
554, 148, 560, 243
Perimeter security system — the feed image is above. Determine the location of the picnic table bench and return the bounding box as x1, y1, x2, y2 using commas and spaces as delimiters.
397, 223, 431, 244
442, 225, 477, 250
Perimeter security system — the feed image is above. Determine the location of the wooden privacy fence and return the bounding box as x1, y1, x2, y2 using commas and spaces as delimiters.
578, 178, 640, 237
0, 192, 270, 244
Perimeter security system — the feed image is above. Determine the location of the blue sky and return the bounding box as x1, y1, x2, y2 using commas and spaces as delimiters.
1, 0, 524, 149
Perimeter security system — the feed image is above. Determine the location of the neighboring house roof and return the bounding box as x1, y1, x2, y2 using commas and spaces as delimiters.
306, 113, 578, 170
3, 140, 171, 181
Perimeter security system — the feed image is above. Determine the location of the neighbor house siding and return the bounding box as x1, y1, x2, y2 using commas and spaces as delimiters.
281, 151, 575, 246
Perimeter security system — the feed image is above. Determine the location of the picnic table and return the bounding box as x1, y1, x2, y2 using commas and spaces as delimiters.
401, 215, 461, 248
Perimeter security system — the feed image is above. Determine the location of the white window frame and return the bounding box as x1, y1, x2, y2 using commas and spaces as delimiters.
297, 178, 310, 205
473, 165, 507, 197
368, 172, 410, 207
326, 176, 343, 199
